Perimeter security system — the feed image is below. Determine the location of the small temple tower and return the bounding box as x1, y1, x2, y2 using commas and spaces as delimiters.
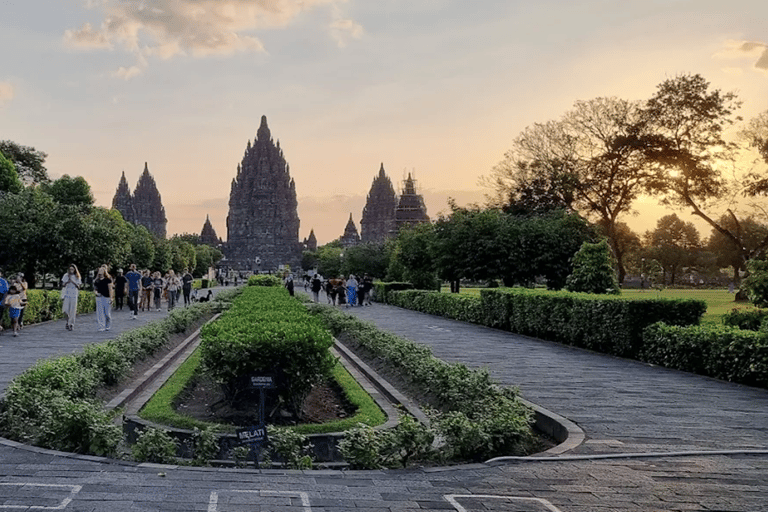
360, 163, 398, 243
302, 229, 318, 252
226, 116, 301, 271
112, 171, 135, 224
340, 213, 361, 248
200, 215, 220, 246
111, 163, 167, 238
395, 173, 430, 231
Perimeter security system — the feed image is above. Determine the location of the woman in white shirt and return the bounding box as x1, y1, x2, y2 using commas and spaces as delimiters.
61, 264, 82, 331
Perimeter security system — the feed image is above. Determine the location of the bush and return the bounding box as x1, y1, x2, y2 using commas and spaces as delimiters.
742, 259, 768, 307
266, 426, 314, 469
36, 397, 122, 457
385, 290, 483, 323
77, 342, 131, 386
565, 239, 620, 294
372, 282, 414, 303
308, 304, 537, 462
722, 308, 768, 331
642, 323, 768, 387
200, 287, 336, 417
248, 274, 282, 287
338, 423, 391, 469
132, 427, 178, 464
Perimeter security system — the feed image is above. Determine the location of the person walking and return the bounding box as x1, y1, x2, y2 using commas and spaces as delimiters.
61, 264, 82, 331
0, 271, 8, 334
15, 273, 28, 329
152, 271, 164, 311
165, 270, 181, 311
310, 273, 322, 303
3, 284, 26, 337
125, 264, 142, 319
346, 274, 358, 307
284, 274, 294, 296
181, 269, 194, 306
94, 266, 113, 331
113, 269, 127, 311
140, 270, 152, 311
361, 273, 374, 306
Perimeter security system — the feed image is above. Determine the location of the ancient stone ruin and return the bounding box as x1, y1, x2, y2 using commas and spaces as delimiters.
200, 215, 221, 246
340, 213, 361, 248
360, 163, 398, 243
111, 163, 167, 238
225, 116, 301, 271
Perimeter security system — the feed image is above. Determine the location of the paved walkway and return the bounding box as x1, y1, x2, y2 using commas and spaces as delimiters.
0, 294, 766, 511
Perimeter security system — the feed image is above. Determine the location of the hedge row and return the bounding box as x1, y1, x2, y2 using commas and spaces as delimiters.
199, 286, 335, 417
383, 288, 706, 359
0, 302, 215, 456
1, 289, 96, 329
372, 282, 413, 304
307, 304, 538, 462
721, 308, 768, 331
643, 323, 768, 388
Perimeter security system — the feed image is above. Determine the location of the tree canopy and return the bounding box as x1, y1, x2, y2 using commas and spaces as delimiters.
0, 140, 49, 185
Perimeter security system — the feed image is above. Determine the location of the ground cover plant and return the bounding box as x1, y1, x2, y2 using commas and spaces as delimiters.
307, 304, 539, 468
0, 301, 215, 457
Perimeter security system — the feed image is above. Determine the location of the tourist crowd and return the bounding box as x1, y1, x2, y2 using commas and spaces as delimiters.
0, 264, 197, 336
290, 272, 375, 307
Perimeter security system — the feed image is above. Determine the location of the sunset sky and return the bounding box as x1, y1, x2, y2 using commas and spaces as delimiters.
1, 0, 767, 244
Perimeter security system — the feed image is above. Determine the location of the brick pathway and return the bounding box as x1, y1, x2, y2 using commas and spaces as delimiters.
0, 294, 766, 511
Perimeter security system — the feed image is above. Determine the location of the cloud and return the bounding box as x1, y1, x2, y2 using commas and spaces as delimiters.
0, 81, 14, 106
113, 65, 143, 80
330, 18, 364, 48
714, 39, 768, 74
64, 0, 361, 75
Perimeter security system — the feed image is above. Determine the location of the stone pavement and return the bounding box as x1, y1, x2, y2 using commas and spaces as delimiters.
0, 294, 767, 511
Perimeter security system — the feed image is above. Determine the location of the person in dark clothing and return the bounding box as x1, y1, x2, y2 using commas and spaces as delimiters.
114, 269, 127, 310
310, 274, 322, 303
182, 269, 194, 306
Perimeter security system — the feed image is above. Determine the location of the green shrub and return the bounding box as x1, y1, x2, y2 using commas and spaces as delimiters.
642, 322, 768, 387
12, 356, 99, 399
372, 282, 414, 303
565, 239, 620, 295
190, 427, 219, 466
308, 304, 537, 462
132, 427, 178, 464
742, 259, 768, 307
386, 290, 483, 324
266, 426, 314, 469
722, 308, 768, 331
248, 274, 282, 287
36, 397, 122, 457
77, 342, 131, 386
338, 423, 390, 469
200, 287, 335, 417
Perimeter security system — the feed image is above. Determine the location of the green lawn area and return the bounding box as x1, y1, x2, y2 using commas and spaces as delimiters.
442, 286, 757, 325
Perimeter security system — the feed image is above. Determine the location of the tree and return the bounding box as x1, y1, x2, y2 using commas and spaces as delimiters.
741, 110, 768, 165
194, 244, 222, 277
152, 238, 173, 273
43, 175, 94, 209
643, 214, 701, 285
390, 223, 439, 290
706, 215, 768, 286
486, 97, 654, 283
639, 74, 766, 289
565, 239, 620, 294
0, 141, 49, 185
170, 238, 196, 273
341, 242, 391, 279
0, 151, 23, 193
316, 242, 343, 279
126, 225, 156, 270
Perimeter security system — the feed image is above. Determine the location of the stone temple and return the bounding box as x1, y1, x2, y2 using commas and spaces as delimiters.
226, 116, 301, 271
111, 163, 167, 238
200, 215, 220, 247
395, 173, 430, 231
340, 213, 361, 248
360, 163, 398, 243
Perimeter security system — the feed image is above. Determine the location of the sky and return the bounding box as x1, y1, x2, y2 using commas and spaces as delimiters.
1, 0, 767, 245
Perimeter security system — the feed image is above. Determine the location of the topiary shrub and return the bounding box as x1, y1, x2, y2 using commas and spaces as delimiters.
247, 274, 282, 287
565, 239, 620, 295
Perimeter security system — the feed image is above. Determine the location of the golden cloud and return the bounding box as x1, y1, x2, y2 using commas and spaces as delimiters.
0, 81, 14, 106
714, 39, 768, 74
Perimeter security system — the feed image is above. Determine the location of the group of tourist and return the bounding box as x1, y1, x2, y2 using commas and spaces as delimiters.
0, 264, 197, 336
299, 273, 374, 307
0, 271, 29, 337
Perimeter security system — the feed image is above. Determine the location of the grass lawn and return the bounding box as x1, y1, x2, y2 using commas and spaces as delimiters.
442, 286, 756, 325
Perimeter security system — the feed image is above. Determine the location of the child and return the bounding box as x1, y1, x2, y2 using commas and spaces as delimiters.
4, 285, 26, 337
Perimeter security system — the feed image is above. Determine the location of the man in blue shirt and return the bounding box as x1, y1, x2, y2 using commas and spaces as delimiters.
125, 264, 142, 319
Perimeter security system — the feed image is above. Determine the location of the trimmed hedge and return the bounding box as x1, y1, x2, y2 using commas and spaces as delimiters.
199, 286, 335, 417
0, 302, 215, 456
247, 274, 282, 287
372, 282, 413, 304
381, 287, 706, 359
643, 323, 768, 388
1, 289, 96, 328
721, 308, 768, 331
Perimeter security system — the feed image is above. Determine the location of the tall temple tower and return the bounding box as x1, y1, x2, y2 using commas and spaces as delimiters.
360, 163, 398, 243
111, 163, 167, 238
133, 163, 167, 238
395, 173, 430, 231
226, 116, 301, 271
